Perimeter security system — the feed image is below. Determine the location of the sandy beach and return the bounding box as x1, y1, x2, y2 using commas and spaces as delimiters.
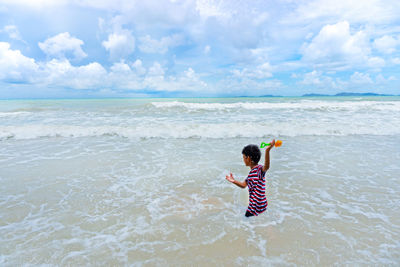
1, 97, 399, 265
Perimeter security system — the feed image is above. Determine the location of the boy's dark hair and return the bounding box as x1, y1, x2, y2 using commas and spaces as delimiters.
242, 144, 261, 164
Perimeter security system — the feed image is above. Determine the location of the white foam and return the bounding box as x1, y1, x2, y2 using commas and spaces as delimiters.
151, 100, 400, 112
1, 118, 399, 140
0, 111, 32, 117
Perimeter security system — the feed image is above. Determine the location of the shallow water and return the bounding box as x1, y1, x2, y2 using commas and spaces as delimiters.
1, 97, 400, 265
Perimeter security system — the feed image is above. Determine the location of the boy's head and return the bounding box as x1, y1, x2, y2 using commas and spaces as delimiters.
242, 144, 261, 165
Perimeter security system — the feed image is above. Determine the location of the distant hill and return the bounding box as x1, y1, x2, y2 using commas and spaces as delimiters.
334, 92, 393, 96
260, 94, 282, 97
302, 92, 395, 97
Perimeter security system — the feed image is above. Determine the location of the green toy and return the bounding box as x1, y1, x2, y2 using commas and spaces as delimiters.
260, 140, 282, 148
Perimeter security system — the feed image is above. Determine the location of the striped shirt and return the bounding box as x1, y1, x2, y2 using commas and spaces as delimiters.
245, 165, 267, 216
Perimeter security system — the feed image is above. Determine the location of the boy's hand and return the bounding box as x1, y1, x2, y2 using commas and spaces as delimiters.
267, 139, 275, 150
226, 172, 235, 183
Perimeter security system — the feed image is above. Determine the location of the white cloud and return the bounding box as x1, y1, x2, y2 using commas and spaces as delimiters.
0, 42, 38, 82
232, 62, 273, 79
143, 62, 166, 91
253, 11, 269, 26
107, 60, 143, 90
110, 60, 131, 73
142, 63, 208, 92
2, 25, 24, 41
350, 72, 373, 84
195, 0, 232, 19
373, 35, 399, 54
293, 0, 400, 25
179, 67, 207, 89
38, 32, 87, 60
42, 59, 107, 89
102, 30, 135, 60
131, 59, 146, 76
138, 34, 184, 54
301, 21, 370, 65
375, 73, 396, 84
2, 0, 400, 96
0, 44, 109, 90
300, 70, 340, 90
0, 0, 67, 8
216, 75, 282, 96
147, 62, 165, 76
392, 57, 400, 65
204, 45, 211, 54
367, 56, 385, 69
300, 70, 323, 85
0, 43, 208, 93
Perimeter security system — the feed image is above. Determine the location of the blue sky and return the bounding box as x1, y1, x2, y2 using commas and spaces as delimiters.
0, 0, 400, 98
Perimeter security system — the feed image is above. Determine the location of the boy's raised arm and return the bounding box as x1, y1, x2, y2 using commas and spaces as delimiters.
263, 139, 275, 172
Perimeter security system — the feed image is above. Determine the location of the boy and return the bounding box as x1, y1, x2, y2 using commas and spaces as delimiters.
226, 139, 275, 217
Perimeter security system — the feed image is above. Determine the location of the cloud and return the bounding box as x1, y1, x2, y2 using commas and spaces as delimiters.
2, 25, 24, 41
107, 60, 143, 90
142, 63, 208, 92
392, 58, 400, 65
299, 70, 340, 90
367, 56, 385, 69
131, 59, 146, 76
293, 0, 400, 25
38, 32, 87, 60
41, 59, 204, 92
204, 45, 211, 54
232, 62, 273, 79
350, 72, 373, 84
42, 59, 107, 89
143, 62, 166, 90
195, 0, 232, 19
0, 42, 209, 93
102, 29, 135, 60
178, 67, 207, 90
373, 35, 400, 54
375, 73, 396, 84
301, 21, 370, 66
138, 34, 185, 54
0, 42, 38, 82
300, 70, 324, 85
0, 0, 67, 8
216, 75, 282, 96
110, 60, 131, 73
147, 62, 165, 76
1, 0, 400, 97
41, 59, 206, 92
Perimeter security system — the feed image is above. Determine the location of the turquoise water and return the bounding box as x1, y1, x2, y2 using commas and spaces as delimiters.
1, 97, 400, 265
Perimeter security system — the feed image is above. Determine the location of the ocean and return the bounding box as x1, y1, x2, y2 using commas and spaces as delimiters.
1, 96, 399, 265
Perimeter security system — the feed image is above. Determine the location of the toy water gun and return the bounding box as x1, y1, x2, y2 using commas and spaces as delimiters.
260, 140, 282, 148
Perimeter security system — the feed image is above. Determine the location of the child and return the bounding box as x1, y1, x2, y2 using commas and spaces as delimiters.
226, 139, 275, 217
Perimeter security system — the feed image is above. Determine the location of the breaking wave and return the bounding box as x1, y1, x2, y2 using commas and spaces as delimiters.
1, 121, 399, 140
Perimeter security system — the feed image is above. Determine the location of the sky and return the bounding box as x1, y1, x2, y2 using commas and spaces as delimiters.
0, 0, 400, 98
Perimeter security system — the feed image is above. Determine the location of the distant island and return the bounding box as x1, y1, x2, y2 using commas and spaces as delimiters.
260, 94, 282, 97
302, 92, 395, 97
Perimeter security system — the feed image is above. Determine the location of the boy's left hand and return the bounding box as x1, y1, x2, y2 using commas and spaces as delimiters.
226, 172, 235, 183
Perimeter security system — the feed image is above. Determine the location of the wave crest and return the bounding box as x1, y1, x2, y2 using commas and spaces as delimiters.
2, 122, 399, 140
151, 100, 400, 111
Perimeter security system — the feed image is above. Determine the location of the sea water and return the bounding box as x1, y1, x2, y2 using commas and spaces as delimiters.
0, 97, 399, 265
